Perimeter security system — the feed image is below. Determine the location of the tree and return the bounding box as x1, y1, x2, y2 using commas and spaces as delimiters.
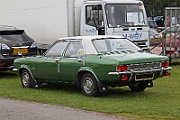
142, 0, 180, 17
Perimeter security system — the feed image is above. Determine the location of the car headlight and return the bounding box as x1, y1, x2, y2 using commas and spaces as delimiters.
30, 42, 37, 48
0, 43, 10, 50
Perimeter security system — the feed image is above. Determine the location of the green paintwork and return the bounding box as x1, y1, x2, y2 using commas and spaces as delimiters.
103, 52, 168, 64
14, 51, 169, 86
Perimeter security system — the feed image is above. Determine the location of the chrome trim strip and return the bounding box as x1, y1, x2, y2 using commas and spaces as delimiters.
163, 67, 172, 71
108, 71, 131, 76
12, 68, 18, 72
12, 46, 29, 48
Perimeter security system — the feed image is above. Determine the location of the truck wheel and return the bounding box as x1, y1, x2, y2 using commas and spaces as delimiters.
129, 83, 146, 92
81, 73, 99, 97
21, 69, 33, 88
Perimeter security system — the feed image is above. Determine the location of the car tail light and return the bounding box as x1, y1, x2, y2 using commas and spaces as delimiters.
0, 43, 10, 50
121, 75, 129, 81
0, 62, 5, 67
161, 61, 169, 67
116, 65, 128, 72
30, 42, 37, 48
165, 72, 171, 76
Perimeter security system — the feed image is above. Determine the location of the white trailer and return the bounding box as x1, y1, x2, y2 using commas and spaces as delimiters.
0, 0, 150, 51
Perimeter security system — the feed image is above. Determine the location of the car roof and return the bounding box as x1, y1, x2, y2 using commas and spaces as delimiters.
0, 25, 18, 31
0, 25, 24, 35
85, 0, 143, 4
58, 35, 125, 41
58, 35, 127, 54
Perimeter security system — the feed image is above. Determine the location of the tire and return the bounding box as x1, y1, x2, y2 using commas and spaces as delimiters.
81, 73, 99, 97
129, 83, 147, 92
21, 69, 33, 88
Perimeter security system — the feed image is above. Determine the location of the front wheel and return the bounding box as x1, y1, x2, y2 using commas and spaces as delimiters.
21, 69, 33, 88
129, 83, 147, 92
81, 73, 99, 97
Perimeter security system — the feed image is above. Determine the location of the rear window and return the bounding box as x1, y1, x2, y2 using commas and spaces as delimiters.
1, 35, 23, 42
92, 38, 141, 54
0, 32, 33, 42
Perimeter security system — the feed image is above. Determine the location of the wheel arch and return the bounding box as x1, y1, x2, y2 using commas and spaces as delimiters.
77, 68, 108, 92
77, 69, 96, 86
18, 65, 39, 88
18, 65, 33, 78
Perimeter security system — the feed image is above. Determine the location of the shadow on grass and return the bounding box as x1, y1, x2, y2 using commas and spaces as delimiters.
0, 71, 17, 78
104, 87, 151, 98
40, 84, 81, 93
38, 83, 149, 98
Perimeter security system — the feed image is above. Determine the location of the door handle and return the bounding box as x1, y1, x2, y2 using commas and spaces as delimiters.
77, 58, 82, 62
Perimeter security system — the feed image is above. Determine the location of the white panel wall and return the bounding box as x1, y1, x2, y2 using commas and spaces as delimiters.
0, 0, 68, 44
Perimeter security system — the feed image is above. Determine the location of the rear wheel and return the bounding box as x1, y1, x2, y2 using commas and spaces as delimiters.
129, 83, 146, 92
81, 73, 99, 97
21, 69, 33, 88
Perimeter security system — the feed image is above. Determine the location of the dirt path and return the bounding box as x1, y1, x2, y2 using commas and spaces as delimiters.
0, 97, 131, 120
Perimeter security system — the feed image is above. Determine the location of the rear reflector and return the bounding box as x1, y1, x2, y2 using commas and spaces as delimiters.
121, 75, 128, 81
165, 72, 171, 76
0, 62, 5, 67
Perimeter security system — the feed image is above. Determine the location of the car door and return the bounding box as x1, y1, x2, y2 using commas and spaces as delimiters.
35, 41, 68, 82
59, 40, 84, 83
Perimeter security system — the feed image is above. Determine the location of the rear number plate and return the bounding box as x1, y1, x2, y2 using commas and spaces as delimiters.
13, 48, 28, 55
135, 73, 154, 81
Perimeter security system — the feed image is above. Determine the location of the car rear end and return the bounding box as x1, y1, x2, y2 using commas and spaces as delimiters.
0, 26, 37, 70
107, 53, 171, 87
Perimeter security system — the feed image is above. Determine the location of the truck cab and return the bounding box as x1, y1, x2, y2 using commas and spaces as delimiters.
80, 0, 149, 50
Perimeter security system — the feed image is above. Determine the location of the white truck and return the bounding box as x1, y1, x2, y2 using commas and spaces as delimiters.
0, 0, 150, 52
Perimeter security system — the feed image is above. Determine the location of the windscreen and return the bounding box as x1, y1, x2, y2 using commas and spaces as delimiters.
105, 4, 146, 27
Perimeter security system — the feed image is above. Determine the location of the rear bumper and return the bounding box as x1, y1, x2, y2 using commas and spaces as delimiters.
108, 67, 172, 81
0, 53, 36, 70
0, 57, 15, 70
108, 67, 172, 76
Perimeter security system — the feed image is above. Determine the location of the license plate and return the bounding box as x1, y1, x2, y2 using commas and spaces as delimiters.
135, 73, 154, 81
13, 48, 28, 55
152, 38, 158, 42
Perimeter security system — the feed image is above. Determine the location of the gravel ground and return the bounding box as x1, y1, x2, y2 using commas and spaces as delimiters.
0, 97, 131, 120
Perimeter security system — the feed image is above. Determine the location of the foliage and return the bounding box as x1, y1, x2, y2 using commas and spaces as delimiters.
142, 0, 180, 17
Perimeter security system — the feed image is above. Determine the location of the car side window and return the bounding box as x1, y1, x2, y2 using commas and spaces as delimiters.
45, 41, 68, 58
64, 41, 84, 58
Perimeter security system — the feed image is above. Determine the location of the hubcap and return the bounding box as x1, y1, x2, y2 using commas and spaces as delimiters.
83, 77, 94, 94
22, 72, 29, 86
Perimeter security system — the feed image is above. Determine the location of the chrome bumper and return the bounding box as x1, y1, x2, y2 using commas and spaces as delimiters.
108, 67, 172, 76
12, 68, 18, 72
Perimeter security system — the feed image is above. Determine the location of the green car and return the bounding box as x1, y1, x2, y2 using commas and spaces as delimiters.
13, 36, 171, 97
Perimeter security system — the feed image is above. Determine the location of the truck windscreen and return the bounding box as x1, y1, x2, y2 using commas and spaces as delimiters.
105, 4, 146, 28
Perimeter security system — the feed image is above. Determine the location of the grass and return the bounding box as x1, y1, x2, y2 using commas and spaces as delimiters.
0, 65, 180, 120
